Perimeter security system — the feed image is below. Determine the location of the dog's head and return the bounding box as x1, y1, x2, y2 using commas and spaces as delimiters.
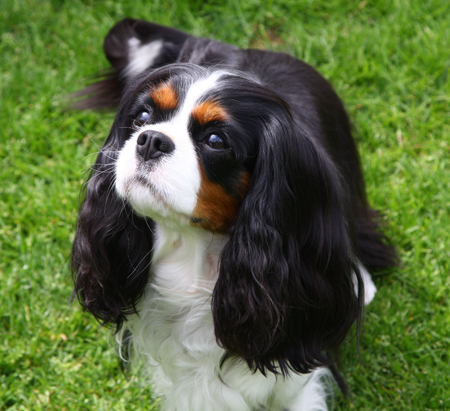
72, 63, 362, 375
114, 65, 257, 233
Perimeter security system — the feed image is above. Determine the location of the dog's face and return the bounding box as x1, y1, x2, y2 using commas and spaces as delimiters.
115, 68, 255, 233
113, 64, 297, 234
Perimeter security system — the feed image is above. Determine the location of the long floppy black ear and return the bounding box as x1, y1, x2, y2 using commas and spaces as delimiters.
71, 121, 154, 330
213, 117, 363, 375
74, 18, 190, 109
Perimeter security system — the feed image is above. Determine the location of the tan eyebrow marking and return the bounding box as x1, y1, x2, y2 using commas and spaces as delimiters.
191, 101, 228, 125
150, 83, 178, 110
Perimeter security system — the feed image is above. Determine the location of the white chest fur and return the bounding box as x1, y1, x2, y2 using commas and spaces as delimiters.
119, 225, 328, 411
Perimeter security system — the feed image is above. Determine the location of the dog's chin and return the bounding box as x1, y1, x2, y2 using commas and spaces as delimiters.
116, 176, 198, 230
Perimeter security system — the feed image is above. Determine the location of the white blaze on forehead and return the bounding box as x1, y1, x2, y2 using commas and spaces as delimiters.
126, 37, 163, 80
175, 70, 229, 123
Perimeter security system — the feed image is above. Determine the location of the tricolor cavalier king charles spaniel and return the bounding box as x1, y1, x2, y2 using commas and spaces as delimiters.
72, 18, 396, 411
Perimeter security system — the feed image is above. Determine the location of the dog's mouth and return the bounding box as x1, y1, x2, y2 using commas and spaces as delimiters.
121, 173, 210, 230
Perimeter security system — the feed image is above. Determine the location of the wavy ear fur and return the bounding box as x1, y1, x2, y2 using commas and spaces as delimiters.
213, 114, 363, 375
71, 111, 154, 330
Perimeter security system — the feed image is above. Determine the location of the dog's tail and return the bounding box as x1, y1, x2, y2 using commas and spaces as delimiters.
72, 18, 189, 109
355, 207, 398, 272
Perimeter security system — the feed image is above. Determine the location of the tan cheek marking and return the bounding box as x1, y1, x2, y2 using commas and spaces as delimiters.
150, 83, 178, 111
192, 101, 227, 125
191, 166, 251, 233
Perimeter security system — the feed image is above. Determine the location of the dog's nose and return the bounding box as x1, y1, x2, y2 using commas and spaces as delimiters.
136, 130, 175, 161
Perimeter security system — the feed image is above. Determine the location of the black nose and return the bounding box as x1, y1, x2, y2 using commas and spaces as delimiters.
136, 130, 175, 161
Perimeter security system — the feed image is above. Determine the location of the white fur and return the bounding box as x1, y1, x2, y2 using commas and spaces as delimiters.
126, 37, 163, 80
118, 225, 334, 411
361, 265, 377, 305
354, 263, 377, 306
115, 120, 201, 222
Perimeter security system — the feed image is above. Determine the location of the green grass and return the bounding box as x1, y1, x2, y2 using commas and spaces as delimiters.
1, 0, 449, 409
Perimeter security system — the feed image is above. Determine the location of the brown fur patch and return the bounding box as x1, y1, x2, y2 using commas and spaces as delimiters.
150, 83, 178, 110
192, 101, 228, 126
191, 166, 250, 233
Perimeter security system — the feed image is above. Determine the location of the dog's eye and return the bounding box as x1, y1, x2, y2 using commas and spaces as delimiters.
133, 111, 152, 128
205, 134, 226, 150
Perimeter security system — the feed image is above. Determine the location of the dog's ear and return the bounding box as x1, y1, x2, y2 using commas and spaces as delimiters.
213, 114, 363, 375
71, 116, 154, 330
74, 18, 189, 109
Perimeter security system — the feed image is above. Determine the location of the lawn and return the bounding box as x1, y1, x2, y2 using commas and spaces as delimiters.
1, 0, 449, 410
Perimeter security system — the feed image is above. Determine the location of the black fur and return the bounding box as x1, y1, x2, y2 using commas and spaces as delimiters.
213, 98, 361, 375
72, 85, 157, 328
72, 18, 397, 375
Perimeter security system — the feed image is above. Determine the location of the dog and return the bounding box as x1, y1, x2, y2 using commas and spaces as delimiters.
72, 18, 397, 411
